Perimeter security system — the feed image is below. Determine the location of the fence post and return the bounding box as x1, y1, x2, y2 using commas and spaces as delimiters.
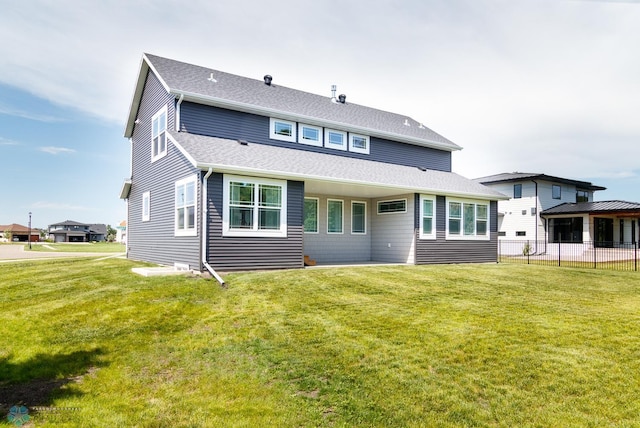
558, 240, 561, 267
635, 242, 638, 272
594, 241, 597, 270
527, 240, 530, 265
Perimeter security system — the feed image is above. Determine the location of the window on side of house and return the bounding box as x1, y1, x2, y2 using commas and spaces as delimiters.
377, 199, 407, 214
299, 124, 323, 147
269, 118, 296, 143
552, 185, 561, 200
324, 129, 347, 151
327, 199, 344, 234
175, 175, 197, 236
152, 106, 167, 162
142, 191, 150, 222
447, 199, 490, 239
516, 231, 526, 237
576, 190, 589, 202
349, 133, 370, 154
222, 175, 287, 237
351, 201, 366, 234
514, 184, 522, 199
419, 195, 436, 239
550, 217, 583, 243
304, 197, 319, 233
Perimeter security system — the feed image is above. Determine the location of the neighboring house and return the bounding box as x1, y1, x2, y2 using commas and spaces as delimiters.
116, 220, 127, 244
476, 172, 640, 248
48, 220, 107, 242
0, 224, 40, 242
120, 53, 507, 273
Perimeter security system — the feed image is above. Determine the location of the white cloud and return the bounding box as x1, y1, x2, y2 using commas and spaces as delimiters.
0, 137, 19, 146
39, 146, 76, 155
0, 104, 64, 123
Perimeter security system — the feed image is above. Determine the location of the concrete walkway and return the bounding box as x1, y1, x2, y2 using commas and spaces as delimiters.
0, 244, 123, 262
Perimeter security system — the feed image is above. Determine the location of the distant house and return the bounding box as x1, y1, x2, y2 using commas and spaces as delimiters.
48, 220, 107, 243
0, 224, 40, 242
476, 172, 640, 247
120, 53, 507, 273
116, 220, 127, 244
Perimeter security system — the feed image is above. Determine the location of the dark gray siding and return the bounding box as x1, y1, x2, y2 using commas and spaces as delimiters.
207, 174, 304, 271
414, 195, 498, 264
181, 102, 452, 172
127, 71, 201, 269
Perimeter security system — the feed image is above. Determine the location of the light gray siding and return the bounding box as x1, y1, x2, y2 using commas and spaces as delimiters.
127, 71, 201, 269
371, 195, 416, 263
303, 195, 372, 263
180, 102, 452, 172
415, 196, 499, 264
207, 173, 304, 271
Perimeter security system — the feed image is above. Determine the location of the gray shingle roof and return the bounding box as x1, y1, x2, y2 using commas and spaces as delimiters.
542, 200, 640, 215
135, 54, 460, 151
170, 132, 506, 200
474, 172, 606, 191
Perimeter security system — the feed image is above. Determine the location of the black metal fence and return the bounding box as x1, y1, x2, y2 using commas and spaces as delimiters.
498, 240, 639, 271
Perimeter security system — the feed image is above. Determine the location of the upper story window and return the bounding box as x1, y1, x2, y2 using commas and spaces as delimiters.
269, 118, 296, 143
446, 198, 489, 240
419, 195, 436, 239
514, 184, 522, 199
324, 129, 347, 151
175, 175, 197, 236
576, 190, 589, 202
349, 134, 370, 154
377, 199, 407, 214
552, 185, 561, 200
152, 106, 167, 162
299, 124, 322, 147
223, 175, 287, 237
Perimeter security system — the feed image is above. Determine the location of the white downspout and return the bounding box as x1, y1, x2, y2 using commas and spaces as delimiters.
201, 167, 225, 286
176, 94, 184, 132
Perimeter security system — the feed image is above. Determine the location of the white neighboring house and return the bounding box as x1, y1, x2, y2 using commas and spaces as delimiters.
475, 173, 606, 243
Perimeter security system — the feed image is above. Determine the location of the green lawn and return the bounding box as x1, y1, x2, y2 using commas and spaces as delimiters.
1, 259, 639, 427
25, 242, 125, 253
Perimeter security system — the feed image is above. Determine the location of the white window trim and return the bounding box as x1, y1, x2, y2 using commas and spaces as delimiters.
222, 174, 288, 237
445, 197, 490, 241
299, 123, 323, 147
351, 200, 367, 235
151, 106, 168, 162
324, 129, 347, 151
349, 133, 370, 154
327, 199, 344, 234
142, 191, 150, 222
269, 118, 296, 143
419, 195, 436, 239
304, 197, 319, 234
377, 199, 407, 215
175, 175, 198, 237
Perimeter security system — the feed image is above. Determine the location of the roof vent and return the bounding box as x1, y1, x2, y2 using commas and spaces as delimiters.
418, 123, 425, 129
207, 73, 217, 83
418, 166, 427, 172
331, 85, 337, 103
338, 94, 346, 104
263, 75, 273, 86
404, 119, 411, 126
238, 139, 249, 146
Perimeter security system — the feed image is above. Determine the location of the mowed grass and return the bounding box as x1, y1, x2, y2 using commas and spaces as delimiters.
25, 242, 125, 253
1, 259, 639, 427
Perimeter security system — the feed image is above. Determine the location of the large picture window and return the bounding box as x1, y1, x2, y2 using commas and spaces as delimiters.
152, 106, 167, 161
419, 195, 436, 239
327, 199, 344, 234
447, 199, 489, 240
223, 175, 287, 237
175, 175, 197, 236
304, 198, 319, 233
550, 217, 583, 243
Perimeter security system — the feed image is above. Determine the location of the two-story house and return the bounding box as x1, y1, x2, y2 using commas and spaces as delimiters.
120, 54, 507, 274
48, 220, 107, 243
476, 172, 640, 249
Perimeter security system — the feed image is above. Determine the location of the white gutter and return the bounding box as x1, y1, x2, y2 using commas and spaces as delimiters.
201, 167, 225, 286
175, 93, 184, 132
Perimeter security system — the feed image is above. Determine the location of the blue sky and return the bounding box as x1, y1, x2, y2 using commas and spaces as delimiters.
1, 0, 639, 229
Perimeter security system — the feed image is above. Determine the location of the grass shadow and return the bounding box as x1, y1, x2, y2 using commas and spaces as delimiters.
0, 348, 105, 414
